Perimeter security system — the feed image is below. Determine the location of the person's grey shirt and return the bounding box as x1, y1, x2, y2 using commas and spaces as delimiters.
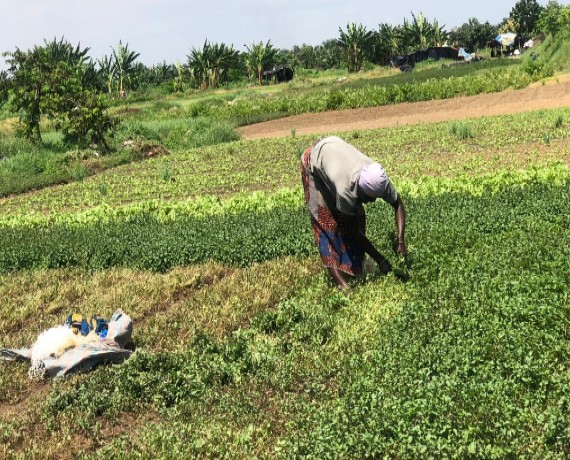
309, 136, 397, 215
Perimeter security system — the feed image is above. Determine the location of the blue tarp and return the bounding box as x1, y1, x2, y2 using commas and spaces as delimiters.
458, 47, 473, 61
495, 33, 517, 47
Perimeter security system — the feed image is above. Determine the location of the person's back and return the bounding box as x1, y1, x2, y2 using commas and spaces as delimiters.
309, 136, 373, 215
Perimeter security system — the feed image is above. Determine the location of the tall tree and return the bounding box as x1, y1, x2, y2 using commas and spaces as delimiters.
449, 18, 498, 51
97, 54, 115, 95
3, 38, 91, 142
509, 0, 544, 35
110, 40, 140, 97
244, 40, 278, 85
402, 12, 434, 50
431, 19, 449, 47
338, 22, 373, 72
205, 41, 241, 88
291, 44, 320, 69
535, 1, 570, 36
3, 38, 116, 148
320, 39, 344, 69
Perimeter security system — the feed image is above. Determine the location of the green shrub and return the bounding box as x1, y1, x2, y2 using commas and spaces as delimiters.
522, 58, 555, 79
449, 122, 473, 140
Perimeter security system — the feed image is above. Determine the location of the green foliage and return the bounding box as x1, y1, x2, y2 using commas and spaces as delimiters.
449, 121, 473, 139
184, 64, 540, 123
0, 142, 136, 198
0, 167, 568, 274
110, 40, 140, 97
59, 89, 119, 149
284, 40, 344, 70
338, 22, 374, 72
188, 40, 241, 89
2, 106, 569, 214
3, 38, 116, 149
22, 171, 570, 459
279, 181, 570, 458
0, 70, 10, 108
116, 116, 239, 150
448, 18, 499, 52
530, 32, 570, 72
521, 56, 554, 78
510, 0, 545, 35
401, 12, 446, 50
244, 40, 278, 85
536, 1, 570, 37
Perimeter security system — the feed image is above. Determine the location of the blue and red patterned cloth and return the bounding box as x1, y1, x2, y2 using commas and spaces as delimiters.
301, 146, 366, 276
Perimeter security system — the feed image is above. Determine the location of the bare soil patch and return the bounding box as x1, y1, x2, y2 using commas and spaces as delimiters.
238, 75, 570, 140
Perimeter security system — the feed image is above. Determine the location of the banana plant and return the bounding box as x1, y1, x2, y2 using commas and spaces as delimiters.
402, 12, 433, 50
110, 40, 140, 98
372, 23, 403, 65
244, 40, 278, 85
188, 40, 241, 89
338, 22, 373, 72
431, 19, 449, 47
97, 54, 115, 96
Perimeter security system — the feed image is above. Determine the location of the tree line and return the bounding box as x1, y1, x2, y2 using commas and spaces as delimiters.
0, 0, 568, 150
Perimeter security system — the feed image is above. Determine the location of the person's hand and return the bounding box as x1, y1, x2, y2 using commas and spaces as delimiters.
396, 241, 408, 256
378, 258, 392, 274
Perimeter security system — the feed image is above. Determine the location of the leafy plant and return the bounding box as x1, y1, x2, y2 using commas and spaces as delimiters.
449, 121, 473, 139
244, 40, 278, 85
110, 40, 140, 98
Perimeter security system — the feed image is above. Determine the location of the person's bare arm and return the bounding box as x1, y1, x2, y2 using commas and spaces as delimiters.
392, 196, 407, 255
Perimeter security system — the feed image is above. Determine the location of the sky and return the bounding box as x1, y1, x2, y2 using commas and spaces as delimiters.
0, 0, 557, 69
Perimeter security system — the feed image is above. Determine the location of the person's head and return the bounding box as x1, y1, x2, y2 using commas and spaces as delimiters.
357, 162, 388, 203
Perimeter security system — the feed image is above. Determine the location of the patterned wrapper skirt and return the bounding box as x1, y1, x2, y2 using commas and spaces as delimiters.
300, 146, 366, 276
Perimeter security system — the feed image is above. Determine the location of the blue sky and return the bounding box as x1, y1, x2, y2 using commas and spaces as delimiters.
0, 0, 557, 68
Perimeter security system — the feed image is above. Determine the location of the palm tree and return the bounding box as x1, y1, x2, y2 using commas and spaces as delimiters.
111, 40, 140, 97
188, 44, 208, 89
338, 22, 373, 72
244, 40, 278, 85
173, 62, 185, 93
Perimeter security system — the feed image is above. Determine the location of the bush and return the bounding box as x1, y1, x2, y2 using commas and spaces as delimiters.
522, 57, 554, 79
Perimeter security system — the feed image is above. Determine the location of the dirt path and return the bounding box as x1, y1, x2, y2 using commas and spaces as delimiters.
238, 75, 570, 140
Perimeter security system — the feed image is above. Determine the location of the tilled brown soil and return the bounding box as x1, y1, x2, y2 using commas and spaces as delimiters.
238, 75, 570, 140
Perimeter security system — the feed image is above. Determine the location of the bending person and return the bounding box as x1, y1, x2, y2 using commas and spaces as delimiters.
300, 136, 407, 290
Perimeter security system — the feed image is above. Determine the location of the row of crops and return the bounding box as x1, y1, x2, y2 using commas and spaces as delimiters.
1, 107, 569, 217
1, 165, 568, 273
184, 64, 551, 120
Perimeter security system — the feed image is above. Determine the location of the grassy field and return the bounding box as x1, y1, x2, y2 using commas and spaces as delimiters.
0, 48, 569, 458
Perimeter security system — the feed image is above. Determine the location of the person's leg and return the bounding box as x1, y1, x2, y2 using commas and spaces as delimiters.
327, 267, 350, 291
